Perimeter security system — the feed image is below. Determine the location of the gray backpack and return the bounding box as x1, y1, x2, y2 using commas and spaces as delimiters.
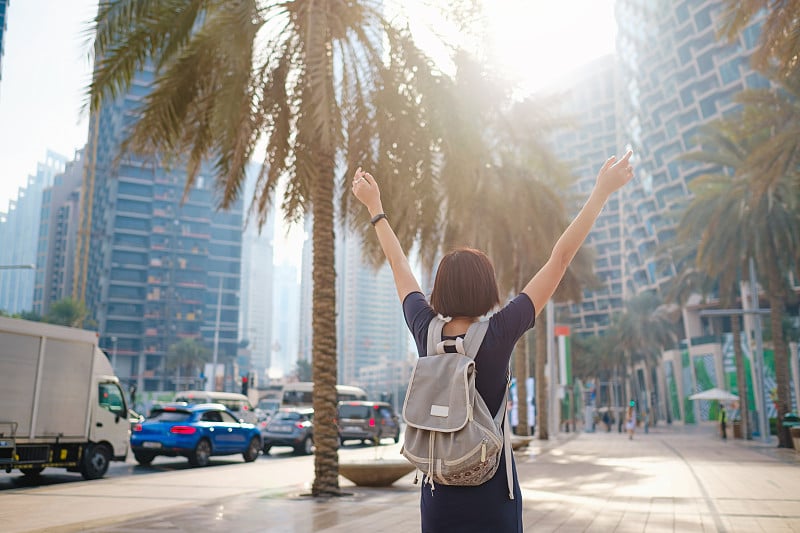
401, 316, 514, 499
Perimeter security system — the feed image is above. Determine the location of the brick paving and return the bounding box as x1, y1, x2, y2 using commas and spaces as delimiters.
75, 424, 800, 533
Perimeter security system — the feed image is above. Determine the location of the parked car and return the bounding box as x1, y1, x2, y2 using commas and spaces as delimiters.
130, 403, 262, 467
262, 408, 314, 455
337, 401, 400, 446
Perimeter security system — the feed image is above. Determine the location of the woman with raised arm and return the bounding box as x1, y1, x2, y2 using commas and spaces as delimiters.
351, 151, 633, 532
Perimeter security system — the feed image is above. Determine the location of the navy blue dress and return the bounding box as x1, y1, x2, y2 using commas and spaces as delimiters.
403, 292, 535, 533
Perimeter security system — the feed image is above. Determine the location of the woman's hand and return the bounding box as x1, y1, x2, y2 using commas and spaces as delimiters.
351, 167, 383, 216
595, 150, 634, 197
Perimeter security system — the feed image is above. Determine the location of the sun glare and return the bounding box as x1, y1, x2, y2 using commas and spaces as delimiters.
485, 0, 617, 94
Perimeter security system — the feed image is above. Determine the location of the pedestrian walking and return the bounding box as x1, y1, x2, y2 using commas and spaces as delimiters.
719, 404, 728, 440
626, 404, 637, 440
351, 151, 634, 532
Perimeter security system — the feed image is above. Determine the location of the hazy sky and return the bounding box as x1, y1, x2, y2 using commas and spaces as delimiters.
0, 0, 616, 214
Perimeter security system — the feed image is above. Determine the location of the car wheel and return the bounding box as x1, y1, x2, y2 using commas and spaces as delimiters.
80, 444, 111, 480
393, 429, 400, 443
339, 436, 346, 447
295, 436, 313, 455
20, 466, 45, 477
189, 438, 212, 467
133, 451, 155, 466
243, 437, 260, 463
262, 443, 271, 455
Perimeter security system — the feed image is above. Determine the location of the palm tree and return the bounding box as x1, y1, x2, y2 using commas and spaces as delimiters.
45, 298, 90, 328
718, 0, 800, 80
613, 292, 679, 418
731, 71, 800, 196
166, 338, 210, 391
664, 237, 752, 439
89, 1, 468, 495
680, 113, 800, 447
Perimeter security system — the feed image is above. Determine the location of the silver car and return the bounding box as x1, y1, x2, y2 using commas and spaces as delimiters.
261, 408, 314, 455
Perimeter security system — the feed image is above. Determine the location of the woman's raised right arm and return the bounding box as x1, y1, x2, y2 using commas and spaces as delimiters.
522, 151, 634, 317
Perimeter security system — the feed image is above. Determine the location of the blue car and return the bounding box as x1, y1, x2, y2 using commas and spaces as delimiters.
131, 403, 262, 467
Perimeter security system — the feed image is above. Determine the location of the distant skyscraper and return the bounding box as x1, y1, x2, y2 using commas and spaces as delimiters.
336, 227, 408, 396
550, 55, 626, 336
615, 0, 769, 296
272, 261, 300, 377
296, 216, 408, 395
76, 65, 243, 393
33, 148, 84, 315
239, 164, 275, 385
0, 150, 67, 313
297, 217, 314, 366
0, 0, 8, 91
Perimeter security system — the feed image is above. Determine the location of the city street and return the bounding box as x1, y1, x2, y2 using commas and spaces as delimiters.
1, 424, 798, 532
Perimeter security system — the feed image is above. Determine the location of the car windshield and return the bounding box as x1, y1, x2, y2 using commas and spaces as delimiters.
258, 399, 280, 411
148, 409, 192, 422
339, 405, 373, 419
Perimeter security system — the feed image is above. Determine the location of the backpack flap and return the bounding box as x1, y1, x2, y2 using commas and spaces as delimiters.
402, 352, 475, 432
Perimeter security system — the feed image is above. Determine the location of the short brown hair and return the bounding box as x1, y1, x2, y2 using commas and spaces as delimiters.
430, 248, 500, 318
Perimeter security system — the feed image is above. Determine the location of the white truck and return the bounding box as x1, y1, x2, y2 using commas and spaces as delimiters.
0, 317, 130, 479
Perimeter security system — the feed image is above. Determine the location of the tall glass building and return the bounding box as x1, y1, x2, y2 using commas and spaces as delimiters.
551, 55, 626, 336
33, 149, 84, 315
76, 66, 243, 393
615, 0, 768, 296
551, 1, 770, 336
336, 227, 408, 397
0, 151, 67, 314
295, 217, 408, 397
0, 0, 8, 91
238, 163, 275, 386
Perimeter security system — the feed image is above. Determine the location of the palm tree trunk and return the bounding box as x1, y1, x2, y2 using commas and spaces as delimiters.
731, 314, 751, 439
310, 153, 341, 496
514, 335, 530, 436
535, 315, 548, 440
764, 257, 792, 448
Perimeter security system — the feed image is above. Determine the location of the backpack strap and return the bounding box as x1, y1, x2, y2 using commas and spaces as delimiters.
500, 384, 514, 499
426, 316, 490, 358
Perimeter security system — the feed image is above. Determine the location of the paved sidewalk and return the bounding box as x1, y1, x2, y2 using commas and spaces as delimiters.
72, 425, 800, 532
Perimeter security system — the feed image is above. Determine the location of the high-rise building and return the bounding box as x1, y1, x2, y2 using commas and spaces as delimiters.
75, 66, 243, 393
296, 217, 408, 396
238, 164, 275, 385
0, 0, 8, 91
33, 148, 84, 315
336, 228, 408, 396
0, 150, 67, 313
271, 261, 300, 377
297, 217, 314, 366
550, 55, 626, 336
615, 0, 769, 297
548, 2, 770, 336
